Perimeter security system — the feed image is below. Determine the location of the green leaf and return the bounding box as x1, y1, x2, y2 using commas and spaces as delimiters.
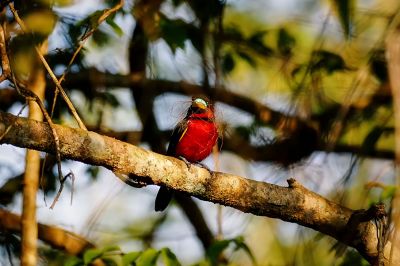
222, 53, 235, 74
340, 249, 369, 266
64, 257, 83, 266
102, 92, 120, 107
160, 18, 191, 53
106, 18, 123, 36
86, 166, 100, 180
89, 10, 104, 27
135, 249, 161, 266
206, 237, 256, 266
277, 28, 296, 56
232, 236, 256, 264
83, 248, 103, 264
161, 248, 181, 266
102, 257, 119, 266
92, 29, 111, 47
122, 251, 142, 266
206, 239, 231, 265
102, 245, 121, 253
381, 185, 396, 201
331, 0, 355, 38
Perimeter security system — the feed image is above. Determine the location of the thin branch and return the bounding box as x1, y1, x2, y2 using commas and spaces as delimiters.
11, 76, 65, 209
0, 23, 10, 83
49, 0, 124, 117
0, 110, 397, 265
8, 3, 87, 130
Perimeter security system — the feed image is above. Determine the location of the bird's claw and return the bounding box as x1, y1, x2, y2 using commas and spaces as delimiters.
178, 157, 213, 175
179, 156, 192, 169
194, 161, 212, 173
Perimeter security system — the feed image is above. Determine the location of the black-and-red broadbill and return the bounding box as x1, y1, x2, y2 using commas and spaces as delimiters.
155, 96, 219, 211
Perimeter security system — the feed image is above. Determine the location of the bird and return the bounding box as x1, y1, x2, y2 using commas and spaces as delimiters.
154, 96, 219, 212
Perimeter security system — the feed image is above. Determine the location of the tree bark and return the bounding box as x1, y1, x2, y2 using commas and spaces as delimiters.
20, 42, 47, 266
0, 111, 397, 265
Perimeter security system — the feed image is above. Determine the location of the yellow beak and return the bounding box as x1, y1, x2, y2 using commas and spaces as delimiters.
193, 98, 208, 109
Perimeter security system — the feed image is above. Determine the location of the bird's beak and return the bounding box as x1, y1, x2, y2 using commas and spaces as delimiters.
193, 98, 208, 109
194, 101, 207, 109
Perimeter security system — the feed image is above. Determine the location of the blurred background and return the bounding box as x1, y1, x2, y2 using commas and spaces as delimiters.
0, 0, 398, 265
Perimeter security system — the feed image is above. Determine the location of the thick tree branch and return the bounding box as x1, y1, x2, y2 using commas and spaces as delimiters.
0, 111, 397, 264
0, 208, 94, 255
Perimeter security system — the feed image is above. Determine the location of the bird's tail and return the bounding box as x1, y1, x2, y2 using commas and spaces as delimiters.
155, 186, 174, 212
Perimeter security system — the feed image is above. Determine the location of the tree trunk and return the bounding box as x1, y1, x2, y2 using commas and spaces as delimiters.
20, 41, 47, 266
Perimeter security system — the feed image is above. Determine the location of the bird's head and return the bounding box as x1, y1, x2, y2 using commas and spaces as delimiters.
187, 96, 215, 119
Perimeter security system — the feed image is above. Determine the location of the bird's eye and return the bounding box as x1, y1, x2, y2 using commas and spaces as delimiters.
194, 98, 208, 107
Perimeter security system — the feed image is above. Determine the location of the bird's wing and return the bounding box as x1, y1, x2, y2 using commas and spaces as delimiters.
167, 120, 188, 156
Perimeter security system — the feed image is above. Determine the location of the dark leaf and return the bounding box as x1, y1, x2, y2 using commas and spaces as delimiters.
248, 31, 273, 56
339, 249, 369, 266
206, 239, 231, 265
277, 28, 296, 56
171, 0, 184, 6
224, 26, 244, 41
362, 127, 382, 152
331, 0, 355, 38
92, 29, 111, 47
235, 125, 252, 140
362, 127, 392, 153
222, 53, 235, 74
311, 50, 347, 74
188, 0, 224, 22
237, 51, 256, 67
369, 49, 387, 82
86, 166, 100, 180
101, 92, 120, 107
0, 175, 22, 205
160, 18, 192, 53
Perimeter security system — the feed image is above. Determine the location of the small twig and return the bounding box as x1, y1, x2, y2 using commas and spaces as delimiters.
0, 103, 27, 141
0, 23, 10, 83
50, 171, 75, 209
8, 3, 87, 130
11, 74, 65, 209
81, 0, 125, 41
49, 0, 124, 118
41, 1, 125, 201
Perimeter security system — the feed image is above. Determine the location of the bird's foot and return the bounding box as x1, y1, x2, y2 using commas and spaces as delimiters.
179, 156, 192, 169
194, 161, 211, 172
178, 157, 213, 175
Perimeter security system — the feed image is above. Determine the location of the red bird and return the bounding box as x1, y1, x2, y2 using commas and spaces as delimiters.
155, 96, 219, 211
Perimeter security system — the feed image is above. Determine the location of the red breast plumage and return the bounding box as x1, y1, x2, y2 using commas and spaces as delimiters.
173, 108, 218, 162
